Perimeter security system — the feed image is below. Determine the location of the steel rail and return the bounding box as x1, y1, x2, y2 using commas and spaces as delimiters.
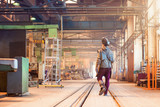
70, 82, 95, 107
53, 82, 95, 107
53, 83, 87, 107
79, 82, 95, 107
108, 89, 121, 107
53, 82, 91, 107
53, 81, 122, 107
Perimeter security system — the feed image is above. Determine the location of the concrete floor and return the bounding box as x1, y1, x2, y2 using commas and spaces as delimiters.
110, 80, 160, 107
1, 79, 160, 107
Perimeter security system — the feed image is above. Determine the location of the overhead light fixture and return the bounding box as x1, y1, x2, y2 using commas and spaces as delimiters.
30, 17, 36, 21
13, 2, 20, 6
65, 0, 77, 4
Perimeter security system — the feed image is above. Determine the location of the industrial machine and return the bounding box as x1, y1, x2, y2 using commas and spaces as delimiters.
0, 57, 29, 96
0, 58, 18, 72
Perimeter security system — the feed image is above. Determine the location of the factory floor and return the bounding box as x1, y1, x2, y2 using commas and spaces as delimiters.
1, 79, 160, 107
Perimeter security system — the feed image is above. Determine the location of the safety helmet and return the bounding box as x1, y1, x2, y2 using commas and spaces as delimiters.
102, 37, 110, 46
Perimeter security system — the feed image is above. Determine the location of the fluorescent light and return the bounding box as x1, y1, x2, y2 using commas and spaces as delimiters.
30, 17, 36, 21
13, 2, 20, 6
65, 0, 77, 4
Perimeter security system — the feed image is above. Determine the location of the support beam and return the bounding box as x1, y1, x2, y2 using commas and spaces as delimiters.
0, 25, 58, 29
63, 30, 116, 33
1, 15, 13, 21
0, 6, 145, 16
128, 0, 145, 6
122, 32, 142, 51
63, 21, 126, 30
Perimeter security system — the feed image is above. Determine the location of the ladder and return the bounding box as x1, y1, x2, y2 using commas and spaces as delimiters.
43, 37, 61, 85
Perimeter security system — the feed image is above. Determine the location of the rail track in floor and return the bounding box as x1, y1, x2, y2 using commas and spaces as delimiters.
53, 81, 121, 107
109, 89, 121, 107
53, 81, 95, 107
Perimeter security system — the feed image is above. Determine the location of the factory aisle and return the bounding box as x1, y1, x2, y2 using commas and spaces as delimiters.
1, 79, 160, 107
83, 82, 117, 107
110, 80, 160, 107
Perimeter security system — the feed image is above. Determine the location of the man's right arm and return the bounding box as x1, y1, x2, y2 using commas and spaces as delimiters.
96, 51, 101, 74
108, 50, 114, 63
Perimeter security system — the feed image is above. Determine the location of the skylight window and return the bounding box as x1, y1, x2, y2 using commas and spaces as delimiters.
4, 0, 15, 4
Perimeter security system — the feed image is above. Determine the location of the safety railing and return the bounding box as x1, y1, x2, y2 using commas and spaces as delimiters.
145, 58, 160, 90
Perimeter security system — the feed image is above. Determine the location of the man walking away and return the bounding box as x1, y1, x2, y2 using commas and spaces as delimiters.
96, 37, 114, 96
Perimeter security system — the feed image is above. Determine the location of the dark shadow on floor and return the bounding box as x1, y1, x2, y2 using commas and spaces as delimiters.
0, 100, 22, 102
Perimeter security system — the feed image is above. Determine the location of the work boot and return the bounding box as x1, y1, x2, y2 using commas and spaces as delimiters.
104, 94, 108, 96
98, 80, 106, 95
99, 87, 106, 95
103, 93, 108, 96
103, 91, 108, 96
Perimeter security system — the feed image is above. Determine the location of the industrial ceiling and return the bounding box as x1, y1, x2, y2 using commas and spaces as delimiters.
0, 0, 145, 59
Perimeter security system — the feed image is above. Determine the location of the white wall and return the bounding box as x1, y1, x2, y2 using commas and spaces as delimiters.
134, 37, 142, 71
